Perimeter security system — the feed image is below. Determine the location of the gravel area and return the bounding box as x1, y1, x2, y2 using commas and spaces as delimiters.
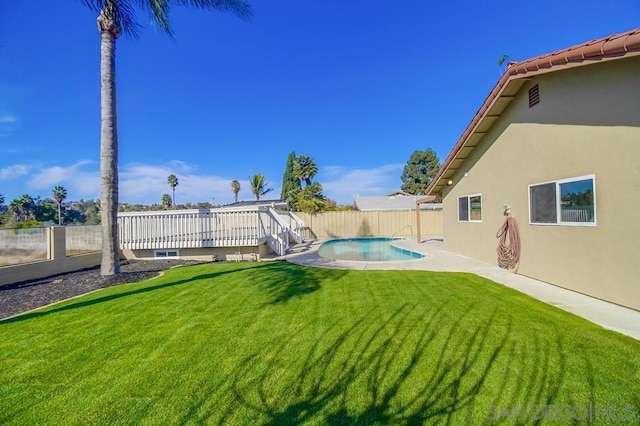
0, 259, 204, 320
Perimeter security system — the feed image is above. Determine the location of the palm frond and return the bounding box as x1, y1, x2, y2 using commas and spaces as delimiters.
135, 0, 174, 37
81, 0, 251, 38
81, 0, 142, 37
79, 0, 104, 13
115, 1, 143, 37
173, 0, 252, 20
497, 54, 510, 66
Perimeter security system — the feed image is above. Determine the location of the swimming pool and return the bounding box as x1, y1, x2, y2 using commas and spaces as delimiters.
318, 237, 425, 262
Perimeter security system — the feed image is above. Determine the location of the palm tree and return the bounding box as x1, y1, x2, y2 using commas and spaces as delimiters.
249, 174, 273, 201
10, 194, 35, 223
231, 179, 241, 203
293, 154, 318, 186
296, 182, 326, 213
161, 193, 172, 209
167, 174, 179, 207
80, 1, 252, 276
52, 186, 68, 225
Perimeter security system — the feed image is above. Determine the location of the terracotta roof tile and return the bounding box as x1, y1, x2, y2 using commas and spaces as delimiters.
427, 28, 640, 195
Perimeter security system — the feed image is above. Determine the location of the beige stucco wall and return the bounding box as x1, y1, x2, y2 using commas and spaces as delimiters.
295, 210, 443, 240
0, 228, 102, 287
442, 56, 640, 311
0, 253, 102, 287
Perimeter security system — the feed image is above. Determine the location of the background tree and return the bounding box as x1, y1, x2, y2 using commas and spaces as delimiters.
161, 193, 172, 209
9, 195, 36, 223
167, 174, 179, 208
52, 186, 67, 225
231, 179, 241, 203
293, 154, 318, 186
281, 152, 301, 209
34, 197, 57, 224
79, 0, 252, 276
289, 153, 327, 213
249, 174, 273, 201
296, 182, 326, 213
400, 148, 441, 195
63, 205, 87, 225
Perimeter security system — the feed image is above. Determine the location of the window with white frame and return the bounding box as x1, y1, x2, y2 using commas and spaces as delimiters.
154, 250, 179, 259
458, 194, 482, 222
529, 175, 596, 225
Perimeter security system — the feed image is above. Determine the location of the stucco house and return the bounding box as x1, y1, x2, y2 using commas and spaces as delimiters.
425, 28, 640, 311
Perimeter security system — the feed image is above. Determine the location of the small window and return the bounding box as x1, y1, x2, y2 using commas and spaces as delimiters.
458, 197, 469, 221
529, 84, 540, 108
154, 250, 179, 259
530, 182, 557, 223
458, 194, 482, 222
529, 175, 596, 226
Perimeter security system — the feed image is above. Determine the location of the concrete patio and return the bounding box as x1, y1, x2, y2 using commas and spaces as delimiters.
281, 238, 640, 341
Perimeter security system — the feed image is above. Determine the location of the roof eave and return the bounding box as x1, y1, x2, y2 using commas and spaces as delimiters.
426, 27, 640, 197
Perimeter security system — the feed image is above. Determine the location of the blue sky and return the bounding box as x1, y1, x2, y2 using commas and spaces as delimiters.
1, 1, 638, 206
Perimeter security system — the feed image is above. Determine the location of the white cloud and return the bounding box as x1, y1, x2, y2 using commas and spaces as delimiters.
27, 160, 97, 191
0, 115, 16, 123
321, 163, 404, 203
118, 163, 285, 205
0, 164, 31, 180
6, 160, 281, 205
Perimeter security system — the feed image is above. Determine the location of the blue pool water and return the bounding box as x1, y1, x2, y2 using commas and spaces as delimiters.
318, 237, 425, 262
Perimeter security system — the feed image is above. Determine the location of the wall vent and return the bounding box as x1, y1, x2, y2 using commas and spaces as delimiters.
529, 84, 540, 108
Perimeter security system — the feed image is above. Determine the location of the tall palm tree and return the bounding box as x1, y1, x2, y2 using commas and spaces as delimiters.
231, 179, 241, 203
161, 193, 172, 209
293, 154, 318, 186
80, 1, 252, 276
249, 174, 273, 201
167, 174, 179, 207
52, 186, 68, 225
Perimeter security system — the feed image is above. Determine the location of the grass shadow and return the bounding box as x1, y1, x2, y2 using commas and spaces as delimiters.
251, 262, 346, 304
0, 264, 265, 324
223, 303, 553, 424
2, 262, 341, 324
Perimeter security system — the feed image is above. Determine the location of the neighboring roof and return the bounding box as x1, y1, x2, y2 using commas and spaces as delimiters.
427, 27, 640, 196
354, 195, 441, 211
222, 199, 288, 209
385, 190, 412, 196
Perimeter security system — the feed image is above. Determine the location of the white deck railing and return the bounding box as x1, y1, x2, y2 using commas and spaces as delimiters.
117, 207, 299, 256
277, 211, 305, 244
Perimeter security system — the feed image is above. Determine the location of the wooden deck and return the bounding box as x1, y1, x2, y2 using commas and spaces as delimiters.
117, 207, 304, 256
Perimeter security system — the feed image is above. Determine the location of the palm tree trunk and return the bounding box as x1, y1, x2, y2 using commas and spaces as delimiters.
57, 203, 62, 225
98, 11, 121, 276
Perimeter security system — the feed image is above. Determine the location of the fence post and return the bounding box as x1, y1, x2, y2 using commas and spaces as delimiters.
415, 204, 421, 243
48, 226, 66, 262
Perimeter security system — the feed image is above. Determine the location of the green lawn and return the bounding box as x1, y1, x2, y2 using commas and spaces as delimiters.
1, 262, 639, 424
